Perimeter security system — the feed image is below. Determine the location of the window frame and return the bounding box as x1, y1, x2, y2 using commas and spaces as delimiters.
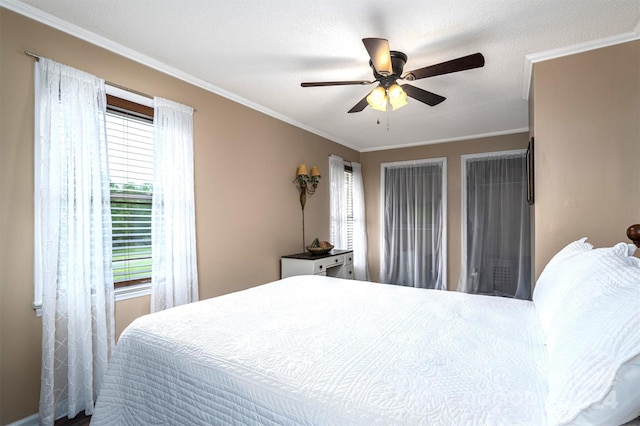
106, 96, 154, 288
33, 86, 154, 316
106, 86, 155, 302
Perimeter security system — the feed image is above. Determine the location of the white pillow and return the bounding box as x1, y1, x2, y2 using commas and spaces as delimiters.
544, 247, 640, 426
533, 238, 595, 334
570, 353, 640, 426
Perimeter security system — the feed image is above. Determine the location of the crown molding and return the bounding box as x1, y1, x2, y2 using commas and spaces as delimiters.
0, 0, 356, 150
4, 0, 630, 152
359, 127, 529, 153
522, 23, 640, 100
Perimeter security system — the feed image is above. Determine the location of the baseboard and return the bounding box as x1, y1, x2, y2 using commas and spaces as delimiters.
6, 413, 38, 426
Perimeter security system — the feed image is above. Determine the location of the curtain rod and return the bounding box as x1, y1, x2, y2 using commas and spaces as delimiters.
328, 154, 354, 165
26, 50, 154, 100
24, 50, 197, 111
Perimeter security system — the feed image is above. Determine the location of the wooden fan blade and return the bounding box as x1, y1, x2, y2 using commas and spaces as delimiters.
301, 80, 373, 87
401, 84, 446, 106
403, 52, 485, 81
362, 38, 393, 76
348, 94, 370, 113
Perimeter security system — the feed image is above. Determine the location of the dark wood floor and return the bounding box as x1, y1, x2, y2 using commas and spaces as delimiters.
55, 413, 91, 426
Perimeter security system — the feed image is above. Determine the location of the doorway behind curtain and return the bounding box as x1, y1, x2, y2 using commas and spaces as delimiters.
458, 151, 531, 299
380, 159, 446, 290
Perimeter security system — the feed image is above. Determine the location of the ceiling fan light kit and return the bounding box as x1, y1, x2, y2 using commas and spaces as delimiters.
301, 38, 485, 114
367, 84, 408, 112
387, 84, 408, 110
366, 86, 388, 111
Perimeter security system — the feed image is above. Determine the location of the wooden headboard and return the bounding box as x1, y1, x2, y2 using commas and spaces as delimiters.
627, 224, 640, 247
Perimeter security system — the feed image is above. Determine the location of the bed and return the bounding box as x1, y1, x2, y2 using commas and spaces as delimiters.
91, 238, 640, 426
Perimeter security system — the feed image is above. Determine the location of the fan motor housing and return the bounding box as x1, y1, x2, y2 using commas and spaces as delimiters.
370, 51, 407, 88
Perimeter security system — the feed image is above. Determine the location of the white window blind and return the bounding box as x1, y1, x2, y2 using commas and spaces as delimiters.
344, 166, 354, 250
106, 109, 154, 285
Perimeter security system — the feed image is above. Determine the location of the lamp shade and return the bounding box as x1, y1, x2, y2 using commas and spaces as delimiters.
388, 84, 408, 110
310, 166, 321, 177
297, 164, 309, 176
367, 86, 387, 112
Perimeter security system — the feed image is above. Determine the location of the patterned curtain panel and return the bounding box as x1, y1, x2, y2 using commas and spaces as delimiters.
34, 57, 115, 425
151, 97, 199, 312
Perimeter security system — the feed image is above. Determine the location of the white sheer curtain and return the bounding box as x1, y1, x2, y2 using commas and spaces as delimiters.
351, 162, 370, 281
151, 97, 198, 312
329, 154, 347, 249
380, 160, 445, 289
458, 152, 531, 299
34, 58, 114, 425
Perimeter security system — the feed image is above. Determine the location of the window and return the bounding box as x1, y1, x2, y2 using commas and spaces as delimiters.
344, 165, 354, 250
459, 150, 531, 299
329, 155, 370, 281
380, 158, 447, 289
105, 95, 154, 287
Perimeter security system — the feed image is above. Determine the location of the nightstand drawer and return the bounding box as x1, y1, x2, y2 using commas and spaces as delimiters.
344, 264, 354, 279
281, 250, 354, 280
344, 253, 353, 265
315, 255, 344, 273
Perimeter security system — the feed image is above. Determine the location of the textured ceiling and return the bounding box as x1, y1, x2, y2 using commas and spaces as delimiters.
7, 0, 640, 151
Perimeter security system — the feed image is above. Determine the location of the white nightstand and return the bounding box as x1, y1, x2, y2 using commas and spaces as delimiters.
281, 250, 354, 280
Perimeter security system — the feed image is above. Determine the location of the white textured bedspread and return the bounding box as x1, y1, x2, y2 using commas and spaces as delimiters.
92, 276, 548, 425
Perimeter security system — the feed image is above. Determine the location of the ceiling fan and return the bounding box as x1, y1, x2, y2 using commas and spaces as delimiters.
301, 38, 485, 113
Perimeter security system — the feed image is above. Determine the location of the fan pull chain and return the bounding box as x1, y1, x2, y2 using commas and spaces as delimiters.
375, 114, 391, 131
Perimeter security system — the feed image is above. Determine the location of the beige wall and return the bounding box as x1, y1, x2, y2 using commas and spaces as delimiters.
0, 9, 358, 423
360, 133, 529, 289
4, 7, 639, 424
531, 40, 640, 277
